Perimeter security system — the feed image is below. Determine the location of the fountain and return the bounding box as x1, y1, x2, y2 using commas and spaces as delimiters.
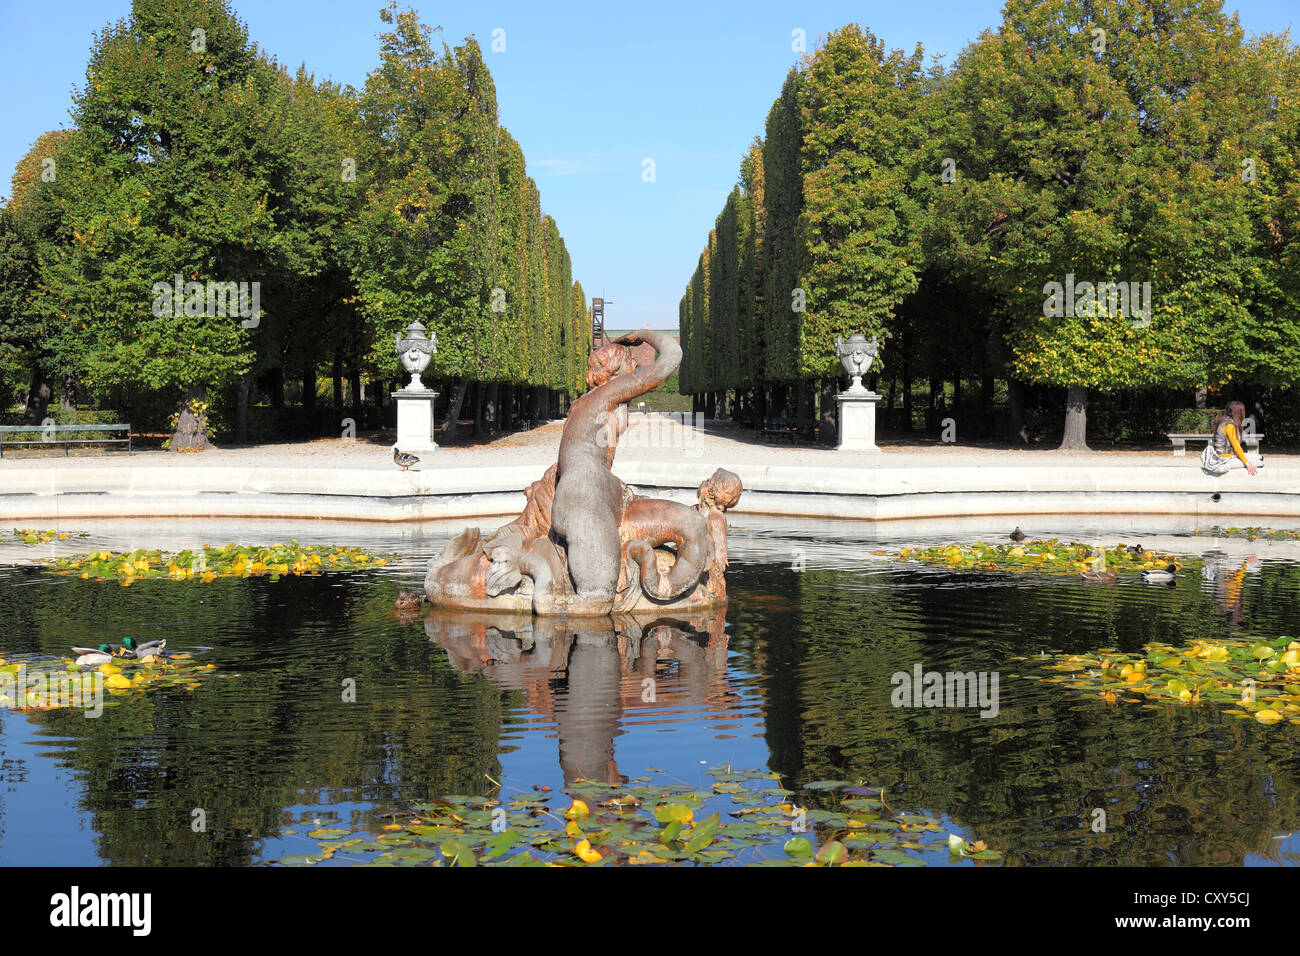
424, 329, 742, 616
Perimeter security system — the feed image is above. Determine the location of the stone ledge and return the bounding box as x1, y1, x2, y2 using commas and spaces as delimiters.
0, 461, 1295, 521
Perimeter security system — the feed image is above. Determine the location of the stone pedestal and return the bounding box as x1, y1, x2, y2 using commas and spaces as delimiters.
837, 390, 882, 453
392, 389, 438, 454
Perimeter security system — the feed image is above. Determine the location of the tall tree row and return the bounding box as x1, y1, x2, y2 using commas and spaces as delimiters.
680, 3, 1300, 446
0, 0, 590, 447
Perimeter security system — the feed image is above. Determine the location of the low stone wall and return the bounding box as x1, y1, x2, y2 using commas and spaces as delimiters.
0, 460, 1296, 522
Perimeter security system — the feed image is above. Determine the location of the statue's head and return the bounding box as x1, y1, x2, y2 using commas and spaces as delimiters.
587, 344, 637, 388
698, 468, 742, 512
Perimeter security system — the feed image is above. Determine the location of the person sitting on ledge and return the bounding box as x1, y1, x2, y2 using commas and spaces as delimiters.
1201, 400, 1262, 477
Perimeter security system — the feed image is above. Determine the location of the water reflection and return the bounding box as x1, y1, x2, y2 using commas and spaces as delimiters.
426, 606, 730, 785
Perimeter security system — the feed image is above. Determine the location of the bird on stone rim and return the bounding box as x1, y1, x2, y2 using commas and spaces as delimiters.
394, 448, 420, 471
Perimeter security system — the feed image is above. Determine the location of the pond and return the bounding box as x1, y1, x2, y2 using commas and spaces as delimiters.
1, 516, 1298, 866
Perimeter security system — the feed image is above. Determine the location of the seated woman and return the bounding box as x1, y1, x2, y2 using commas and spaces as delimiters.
1201, 401, 1262, 477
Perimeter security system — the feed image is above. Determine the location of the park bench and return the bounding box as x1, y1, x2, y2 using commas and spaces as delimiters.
1167, 430, 1262, 457
0, 423, 132, 458
763, 415, 817, 443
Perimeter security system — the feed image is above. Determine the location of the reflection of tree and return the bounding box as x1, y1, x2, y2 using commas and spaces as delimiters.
731, 561, 1300, 865
2, 574, 508, 865
424, 606, 731, 788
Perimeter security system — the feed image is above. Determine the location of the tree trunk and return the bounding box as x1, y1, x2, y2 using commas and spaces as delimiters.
1059, 385, 1089, 451
981, 373, 994, 410
901, 358, 913, 433
349, 365, 362, 423
819, 375, 837, 445
171, 383, 212, 453
60, 373, 77, 414
486, 382, 500, 433
269, 367, 285, 409
23, 368, 52, 425
235, 373, 250, 444
302, 363, 317, 412
952, 373, 962, 409
1007, 378, 1026, 443
471, 382, 485, 437
797, 380, 814, 421
332, 351, 343, 412
442, 379, 469, 443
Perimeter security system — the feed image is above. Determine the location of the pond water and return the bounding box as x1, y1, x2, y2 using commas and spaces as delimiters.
1, 516, 1298, 866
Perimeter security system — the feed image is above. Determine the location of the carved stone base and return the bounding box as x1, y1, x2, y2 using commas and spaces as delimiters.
392, 389, 438, 454
837, 390, 882, 452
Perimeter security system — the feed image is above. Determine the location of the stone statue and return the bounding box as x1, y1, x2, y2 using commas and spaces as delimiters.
424, 329, 742, 616
835, 333, 879, 393
395, 321, 436, 391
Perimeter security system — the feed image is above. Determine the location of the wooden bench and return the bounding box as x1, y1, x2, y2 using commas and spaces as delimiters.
0, 424, 132, 457
763, 416, 817, 443
1168, 430, 1262, 457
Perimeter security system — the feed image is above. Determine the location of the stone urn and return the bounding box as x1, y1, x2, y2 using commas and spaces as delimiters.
835, 334, 879, 393
395, 321, 437, 391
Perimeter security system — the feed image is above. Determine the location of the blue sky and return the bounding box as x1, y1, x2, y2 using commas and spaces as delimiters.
1, 0, 1295, 329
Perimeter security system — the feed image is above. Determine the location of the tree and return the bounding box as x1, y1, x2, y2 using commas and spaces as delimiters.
43, 0, 290, 450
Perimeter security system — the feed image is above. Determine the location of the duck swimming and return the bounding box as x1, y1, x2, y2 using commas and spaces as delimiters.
1009, 527, 1026, 542
1141, 564, 1179, 584
1080, 549, 1117, 584
395, 591, 423, 612
121, 637, 167, 659
70, 644, 116, 667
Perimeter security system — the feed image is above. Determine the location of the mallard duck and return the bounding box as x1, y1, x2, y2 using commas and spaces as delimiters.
1080, 566, 1118, 584
1141, 564, 1178, 584
394, 448, 420, 471
71, 644, 115, 667
1080, 549, 1116, 583
1009, 527, 1026, 542
395, 591, 423, 612
121, 637, 166, 659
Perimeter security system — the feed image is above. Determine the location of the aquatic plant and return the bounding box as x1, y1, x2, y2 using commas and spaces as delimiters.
0, 649, 222, 712
1015, 635, 1300, 725
886, 539, 1187, 576
1196, 527, 1300, 542
11, 528, 90, 545
41, 542, 387, 585
274, 768, 1001, 867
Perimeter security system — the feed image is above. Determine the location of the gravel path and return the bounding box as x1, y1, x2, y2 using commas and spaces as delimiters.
0, 416, 1293, 472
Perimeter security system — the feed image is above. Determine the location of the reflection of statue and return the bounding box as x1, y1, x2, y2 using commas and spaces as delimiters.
424, 606, 729, 785
395, 321, 437, 391
424, 329, 743, 615
835, 334, 879, 393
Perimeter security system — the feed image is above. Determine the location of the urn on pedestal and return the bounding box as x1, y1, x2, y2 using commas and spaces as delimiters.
392, 321, 439, 454
834, 333, 882, 453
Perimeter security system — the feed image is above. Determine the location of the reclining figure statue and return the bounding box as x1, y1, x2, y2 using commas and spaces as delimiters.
424, 329, 742, 616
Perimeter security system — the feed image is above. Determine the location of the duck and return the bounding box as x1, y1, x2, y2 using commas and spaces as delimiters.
121, 637, 167, 659
394, 448, 420, 472
71, 644, 115, 667
395, 591, 423, 612
1126, 544, 1144, 556
1080, 549, 1117, 584
1141, 564, 1179, 584
1009, 527, 1026, 542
